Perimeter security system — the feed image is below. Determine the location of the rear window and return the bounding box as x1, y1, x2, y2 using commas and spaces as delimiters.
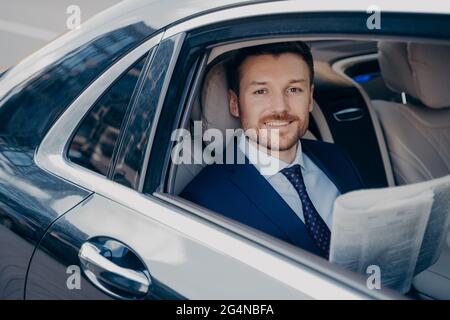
0, 23, 154, 149
67, 54, 148, 176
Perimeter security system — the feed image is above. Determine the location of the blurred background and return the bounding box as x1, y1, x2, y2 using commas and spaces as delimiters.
0, 0, 123, 71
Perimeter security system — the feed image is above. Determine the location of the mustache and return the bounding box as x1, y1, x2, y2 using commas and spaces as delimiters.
259, 112, 299, 124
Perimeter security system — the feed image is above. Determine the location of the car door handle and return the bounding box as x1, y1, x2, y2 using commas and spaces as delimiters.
79, 238, 151, 299
333, 107, 364, 122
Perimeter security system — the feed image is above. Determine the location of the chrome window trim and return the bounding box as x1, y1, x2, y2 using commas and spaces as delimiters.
162, 1, 450, 40
138, 33, 186, 192
331, 53, 396, 187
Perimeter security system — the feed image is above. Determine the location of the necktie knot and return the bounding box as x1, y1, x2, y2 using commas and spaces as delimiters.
281, 164, 306, 194
280, 164, 303, 182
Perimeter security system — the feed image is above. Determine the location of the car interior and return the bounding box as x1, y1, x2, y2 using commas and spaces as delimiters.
163, 36, 450, 300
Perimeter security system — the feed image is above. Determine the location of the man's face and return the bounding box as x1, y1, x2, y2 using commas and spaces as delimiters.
229, 53, 314, 151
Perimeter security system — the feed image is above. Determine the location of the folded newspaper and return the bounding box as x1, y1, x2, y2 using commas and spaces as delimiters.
330, 175, 450, 293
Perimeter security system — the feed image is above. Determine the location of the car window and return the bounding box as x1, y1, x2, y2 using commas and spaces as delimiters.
67, 53, 148, 176
0, 23, 154, 149
112, 38, 180, 189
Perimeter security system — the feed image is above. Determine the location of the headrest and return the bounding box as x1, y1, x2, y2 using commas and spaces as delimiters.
378, 41, 450, 109
201, 61, 240, 136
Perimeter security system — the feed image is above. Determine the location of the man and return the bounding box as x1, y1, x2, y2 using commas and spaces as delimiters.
181, 42, 363, 259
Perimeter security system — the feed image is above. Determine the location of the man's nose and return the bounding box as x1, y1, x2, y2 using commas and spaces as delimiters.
270, 91, 290, 113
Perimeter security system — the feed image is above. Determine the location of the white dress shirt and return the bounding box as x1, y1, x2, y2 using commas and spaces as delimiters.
238, 133, 340, 229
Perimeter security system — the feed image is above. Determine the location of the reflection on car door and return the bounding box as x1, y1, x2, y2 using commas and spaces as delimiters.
27, 189, 353, 299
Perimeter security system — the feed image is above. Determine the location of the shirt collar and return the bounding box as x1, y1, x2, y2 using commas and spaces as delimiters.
237, 132, 305, 178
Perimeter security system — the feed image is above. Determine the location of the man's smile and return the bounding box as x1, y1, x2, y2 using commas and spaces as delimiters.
261, 119, 295, 129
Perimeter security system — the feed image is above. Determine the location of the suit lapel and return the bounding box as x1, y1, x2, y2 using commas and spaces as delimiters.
301, 139, 349, 194
225, 147, 322, 256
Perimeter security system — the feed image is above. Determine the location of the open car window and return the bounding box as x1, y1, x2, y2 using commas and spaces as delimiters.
158, 36, 450, 300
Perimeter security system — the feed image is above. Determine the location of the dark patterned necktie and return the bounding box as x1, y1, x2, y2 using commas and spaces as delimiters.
281, 164, 331, 258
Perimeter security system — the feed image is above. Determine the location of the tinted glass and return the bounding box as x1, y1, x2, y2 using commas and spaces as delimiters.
68, 54, 147, 176
0, 23, 154, 149
112, 38, 177, 189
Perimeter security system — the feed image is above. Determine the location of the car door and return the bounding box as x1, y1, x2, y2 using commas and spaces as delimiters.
0, 25, 155, 301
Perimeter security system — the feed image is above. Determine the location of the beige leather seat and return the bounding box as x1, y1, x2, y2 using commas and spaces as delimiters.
372, 41, 450, 185
171, 60, 333, 195
372, 41, 450, 299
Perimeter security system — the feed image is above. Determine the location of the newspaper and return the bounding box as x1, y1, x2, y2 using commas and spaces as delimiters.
329, 175, 450, 294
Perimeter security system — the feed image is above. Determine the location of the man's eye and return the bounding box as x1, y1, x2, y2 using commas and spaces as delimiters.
254, 89, 267, 95
288, 87, 302, 93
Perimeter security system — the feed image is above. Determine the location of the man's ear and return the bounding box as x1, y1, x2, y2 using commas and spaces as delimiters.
228, 89, 240, 118
308, 84, 315, 113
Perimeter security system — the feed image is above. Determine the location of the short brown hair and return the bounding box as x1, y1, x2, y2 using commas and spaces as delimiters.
226, 41, 314, 96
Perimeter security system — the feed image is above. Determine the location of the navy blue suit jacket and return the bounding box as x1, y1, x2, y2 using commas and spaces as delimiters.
180, 139, 364, 256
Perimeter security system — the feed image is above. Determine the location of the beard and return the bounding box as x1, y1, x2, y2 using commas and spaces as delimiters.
252, 112, 308, 151
256, 126, 304, 151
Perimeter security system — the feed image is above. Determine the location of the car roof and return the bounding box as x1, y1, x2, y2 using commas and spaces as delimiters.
89, 0, 450, 29
2, 0, 450, 98
99, 0, 258, 31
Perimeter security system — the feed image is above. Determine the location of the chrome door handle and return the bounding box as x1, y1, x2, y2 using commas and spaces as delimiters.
79, 238, 151, 299
333, 107, 364, 122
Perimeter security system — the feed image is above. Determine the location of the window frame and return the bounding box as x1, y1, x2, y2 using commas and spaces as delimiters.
145, 39, 388, 298
109, 34, 186, 190
65, 52, 150, 177
35, 32, 164, 190
139, 10, 450, 300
